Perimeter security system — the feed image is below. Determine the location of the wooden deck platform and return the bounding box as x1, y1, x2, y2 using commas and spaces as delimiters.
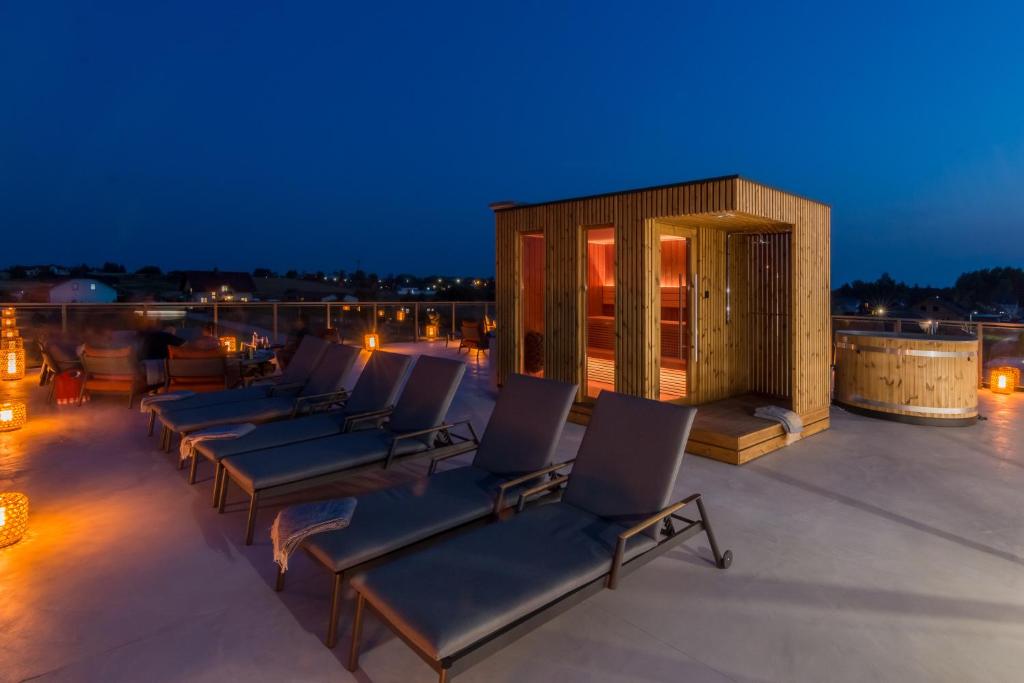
569, 393, 830, 465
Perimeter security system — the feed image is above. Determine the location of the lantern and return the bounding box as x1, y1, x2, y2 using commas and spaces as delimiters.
0, 317, 14, 331
377, 308, 385, 318
396, 309, 406, 322
0, 492, 29, 548
363, 333, 379, 351
424, 323, 439, 340
219, 336, 238, 353
0, 400, 26, 432
989, 367, 1020, 395
2, 344, 25, 381
1, 328, 18, 340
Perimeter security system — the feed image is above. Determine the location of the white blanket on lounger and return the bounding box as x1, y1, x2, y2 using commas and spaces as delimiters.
271, 498, 357, 572
179, 423, 256, 462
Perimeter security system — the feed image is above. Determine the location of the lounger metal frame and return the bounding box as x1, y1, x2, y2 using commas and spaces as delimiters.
347, 489, 732, 682
218, 419, 482, 545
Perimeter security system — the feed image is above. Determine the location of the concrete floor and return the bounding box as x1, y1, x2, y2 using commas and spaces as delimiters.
1, 344, 1023, 683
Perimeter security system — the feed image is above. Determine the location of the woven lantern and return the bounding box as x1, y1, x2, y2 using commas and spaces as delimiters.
0, 317, 15, 331
0, 492, 29, 548
0, 400, 26, 431
989, 366, 1020, 395
424, 323, 439, 340
1, 328, 18, 340
2, 343, 25, 381
363, 333, 379, 351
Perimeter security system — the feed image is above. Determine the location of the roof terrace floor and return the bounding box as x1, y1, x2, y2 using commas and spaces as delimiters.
1, 343, 1023, 682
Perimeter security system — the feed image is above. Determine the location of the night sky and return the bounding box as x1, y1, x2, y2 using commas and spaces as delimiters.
2, 2, 1022, 285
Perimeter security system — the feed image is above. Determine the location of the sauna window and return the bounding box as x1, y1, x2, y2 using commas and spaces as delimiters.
659, 234, 689, 400
520, 232, 545, 377
585, 227, 615, 398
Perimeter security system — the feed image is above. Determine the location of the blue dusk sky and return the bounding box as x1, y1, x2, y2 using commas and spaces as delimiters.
1, 1, 1022, 285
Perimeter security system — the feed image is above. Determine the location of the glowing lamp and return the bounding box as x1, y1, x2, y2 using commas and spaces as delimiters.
2, 346, 25, 381
1, 329, 18, 340
0, 318, 14, 330
219, 337, 238, 353
989, 367, 1020, 395
424, 323, 439, 340
342, 305, 352, 312
0, 492, 29, 548
0, 307, 14, 319
377, 309, 385, 318
363, 333, 379, 351
0, 400, 26, 432
396, 309, 406, 322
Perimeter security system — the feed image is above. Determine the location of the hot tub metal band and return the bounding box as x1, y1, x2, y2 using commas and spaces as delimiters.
846, 395, 976, 416
834, 340, 976, 359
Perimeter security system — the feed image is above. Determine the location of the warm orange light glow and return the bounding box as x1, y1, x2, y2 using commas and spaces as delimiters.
0, 400, 26, 432
989, 367, 1019, 395
424, 323, 439, 340
219, 337, 237, 353
2, 346, 25, 381
396, 309, 406, 322
1, 329, 17, 339
0, 307, 14, 318
0, 492, 29, 547
363, 333, 379, 351
0, 318, 14, 330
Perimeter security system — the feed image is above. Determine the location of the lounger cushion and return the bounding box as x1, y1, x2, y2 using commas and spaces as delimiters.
351, 502, 655, 660
160, 396, 297, 432
222, 430, 428, 491
387, 356, 465, 442
278, 335, 330, 385
562, 392, 696, 538
299, 344, 359, 397
343, 350, 411, 415
472, 374, 577, 475
304, 465, 512, 573
152, 385, 276, 416
194, 413, 347, 462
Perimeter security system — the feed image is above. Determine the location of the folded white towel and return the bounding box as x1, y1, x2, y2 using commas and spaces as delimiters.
754, 405, 804, 445
179, 423, 256, 462
271, 498, 357, 572
139, 390, 196, 414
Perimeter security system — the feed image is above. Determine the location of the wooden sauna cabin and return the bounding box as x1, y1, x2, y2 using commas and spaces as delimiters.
492, 175, 831, 465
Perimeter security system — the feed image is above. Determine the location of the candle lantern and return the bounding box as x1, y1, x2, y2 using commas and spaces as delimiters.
1, 329, 18, 340
1, 344, 25, 381
989, 366, 1020, 395
424, 323, 439, 340
0, 400, 26, 432
0, 492, 29, 548
396, 309, 406, 322
219, 337, 238, 353
0, 317, 15, 331
363, 333, 380, 351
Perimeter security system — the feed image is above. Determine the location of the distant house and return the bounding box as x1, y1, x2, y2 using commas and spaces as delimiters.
182, 271, 256, 303
913, 296, 968, 321
49, 278, 118, 304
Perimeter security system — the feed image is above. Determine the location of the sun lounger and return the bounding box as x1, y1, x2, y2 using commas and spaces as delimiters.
281, 373, 577, 647
218, 355, 471, 544
347, 391, 732, 682
145, 335, 330, 434
156, 343, 359, 453
189, 351, 414, 499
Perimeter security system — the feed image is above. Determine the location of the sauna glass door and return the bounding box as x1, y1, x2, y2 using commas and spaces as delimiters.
585, 226, 616, 398
519, 232, 545, 377
659, 232, 690, 400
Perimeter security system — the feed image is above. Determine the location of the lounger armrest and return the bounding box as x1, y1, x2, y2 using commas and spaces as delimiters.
426, 428, 482, 474
291, 390, 350, 416
386, 419, 478, 468
608, 493, 702, 589
342, 407, 393, 432
515, 474, 570, 513
494, 459, 576, 514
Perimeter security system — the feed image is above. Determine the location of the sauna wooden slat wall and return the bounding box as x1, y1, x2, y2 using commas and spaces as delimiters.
494, 175, 830, 423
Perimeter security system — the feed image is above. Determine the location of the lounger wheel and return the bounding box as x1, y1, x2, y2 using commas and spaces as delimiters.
716, 550, 732, 570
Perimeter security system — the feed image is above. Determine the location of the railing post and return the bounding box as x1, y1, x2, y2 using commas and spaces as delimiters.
414, 302, 420, 342
373, 303, 378, 332
272, 303, 279, 343
61, 304, 68, 333
893, 318, 902, 335
451, 302, 456, 337
977, 322, 985, 388
213, 303, 219, 336
326, 303, 332, 330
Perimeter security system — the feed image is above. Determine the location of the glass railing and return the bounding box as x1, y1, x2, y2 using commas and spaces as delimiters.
0, 301, 496, 367
833, 315, 1024, 390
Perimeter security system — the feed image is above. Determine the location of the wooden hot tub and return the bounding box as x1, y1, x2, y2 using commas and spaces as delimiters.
834, 330, 978, 426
